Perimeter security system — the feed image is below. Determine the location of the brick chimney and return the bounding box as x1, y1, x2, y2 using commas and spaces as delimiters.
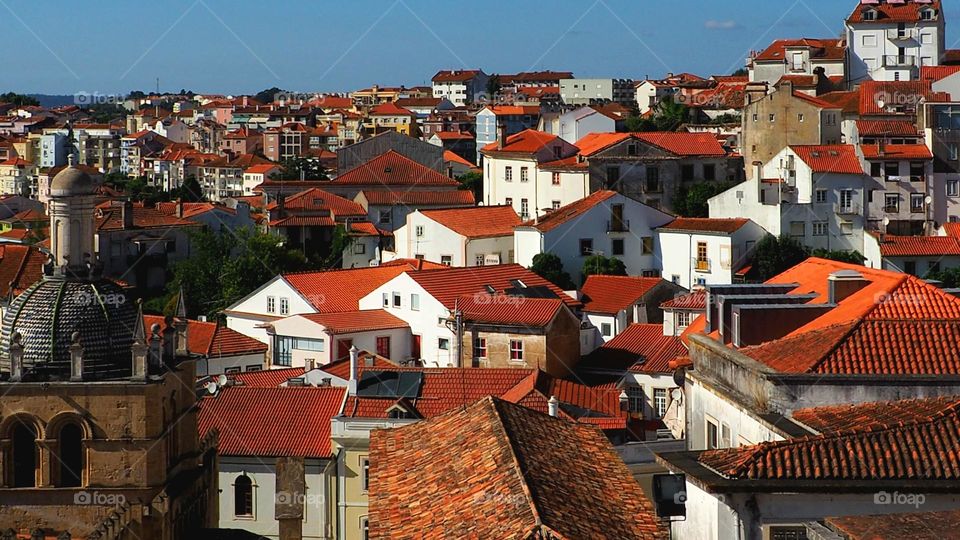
828, 270, 870, 304
122, 199, 134, 229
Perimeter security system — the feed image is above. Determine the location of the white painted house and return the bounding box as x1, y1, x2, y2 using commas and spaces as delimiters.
710, 145, 871, 254
265, 310, 412, 367
845, 0, 944, 83
390, 205, 520, 267
513, 190, 674, 281
556, 106, 616, 144
657, 217, 767, 290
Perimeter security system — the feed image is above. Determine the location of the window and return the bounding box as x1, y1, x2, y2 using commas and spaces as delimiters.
505, 197, 513, 207
509, 340, 524, 362
410, 294, 420, 311
382, 292, 389, 307
885, 193, 900, 211
361, 517, 369, 540
415, 225, 424, 237
234, 474, 253, 517
279, 297, 289, 315
552, 200, 561, 210
863, 9, 876, 21
504, 166, 513, 182
911, 193, 925, 212
948, 179, 960, 197
910, 161, 924, 180
654, 388, 668, 418
474, 337, 487, 359
790, 221, 805, 237
815, 189, 828, 204
601, 323, 612, 337
273, 336, 295, 366
928, 261, 941, 275
681, 164, 695, 181
378, 210, 391, 224
642, 237, 654, 255
266, 296, 276, 313
703, 164, 716, 181
579, 239, 593, 256
353, 243, 366, 255
813, 221, 828, 236
392, 292, 401, 307
361, 458, 370, 492
57, 423, 83, 487
438, 338, 450, 350
951, 144, 959, 161
676, 311, 691, 328
440, 255, 452, 266
627, 386, 644, 413
840, 220, 853, 235
612, 238, 624, 256
768, 113, 776, 122
870, 162, 883, 178
706, 416, 720, 449
885, 161, 899, 179
696, 241, 708, 263
606, 166, 620, 185
520, 166, 529, 182
797, 113, 804, 122
646, 166, 661, 192
552, 172, 561, 185
520, 198, 529, 219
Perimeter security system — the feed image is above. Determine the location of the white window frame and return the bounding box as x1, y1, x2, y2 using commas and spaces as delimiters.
266, 296, 276, 314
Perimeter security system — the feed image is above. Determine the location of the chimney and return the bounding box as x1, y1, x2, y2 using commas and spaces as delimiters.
122, 199, 134, 229
752, 161, 763, 182
305, 359, 315, 373
347, 345, 359, 395
175, 200, 184, 218
828, 270, 870, 305
496, 122, 506, 150
69, 332, 84, 382
548, 395, 559, 417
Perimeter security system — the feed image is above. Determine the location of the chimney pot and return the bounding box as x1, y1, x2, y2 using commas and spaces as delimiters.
348, 345, 359, 395
548, 395, 559, 417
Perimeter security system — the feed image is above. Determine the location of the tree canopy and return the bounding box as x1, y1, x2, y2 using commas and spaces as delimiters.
529, 253, 575, 290
750, 235, 810, 281
254, 87, 286, 104
673, 181, 736, 218
269, 158, 328, 181
0, 92, 39, 107
456, 171, 482, 202
582, 255, 627, 279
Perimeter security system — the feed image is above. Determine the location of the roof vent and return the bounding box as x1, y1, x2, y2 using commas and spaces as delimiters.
484, 284, 496, 294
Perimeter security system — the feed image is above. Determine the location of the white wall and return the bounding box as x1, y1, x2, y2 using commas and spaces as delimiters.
199, 352, 267, 377
269, 314, 412, 366
225, 277, 317, 344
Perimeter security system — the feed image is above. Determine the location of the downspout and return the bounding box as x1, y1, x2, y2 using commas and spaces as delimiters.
335, 447, 346, 540
322, 456, 336, 540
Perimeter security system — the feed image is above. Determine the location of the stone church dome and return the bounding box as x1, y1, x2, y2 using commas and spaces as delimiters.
50, 160, 96, 197
0, 278, 138, 380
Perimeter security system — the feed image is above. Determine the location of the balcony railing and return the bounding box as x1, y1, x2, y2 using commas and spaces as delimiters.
693, 258, 711, 273
887, 28, 920, 41
607, 219, 630, 233
835, 202, 861, 215
883, 55, 917, 68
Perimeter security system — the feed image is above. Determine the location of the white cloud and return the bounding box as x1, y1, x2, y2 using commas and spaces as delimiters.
704, 20, 737, 30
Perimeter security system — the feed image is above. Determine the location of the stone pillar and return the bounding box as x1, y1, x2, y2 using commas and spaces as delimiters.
69, 332, 84, 382
0, 440, 10, 488
9, 332, 23, 382
37, 439, 54, 488
275, 456, 304, 540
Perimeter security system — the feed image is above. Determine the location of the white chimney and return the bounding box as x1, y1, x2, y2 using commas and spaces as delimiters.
348, 345, 359, 395
548, 395, 559, 417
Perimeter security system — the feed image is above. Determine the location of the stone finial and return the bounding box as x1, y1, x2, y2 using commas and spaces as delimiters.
161, 316, 176, 364
148, 323, 162, 370
69, 331, 84, 382
131, 300, 148, 381
9, 331, 23, 382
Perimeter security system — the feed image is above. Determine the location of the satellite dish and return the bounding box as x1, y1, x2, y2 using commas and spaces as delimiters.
877, 99, 885, 110
217, 374, 228, 386
671, 389, 683, 401
205, 381, 218, 395
882, 216, 891, 227
926, 195, 933, 205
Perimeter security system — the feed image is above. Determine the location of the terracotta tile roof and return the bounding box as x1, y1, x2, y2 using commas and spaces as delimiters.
231, 367, 304, 387
861, 143, 932, 160
518, 190, 618, 233
483, 105, 541, 116
198, 386, 345, 458
420, 205, 520, 238
659, 217, 749, 234
311, 96, 353, 109
433, 131, 473, 140
360, 188, 475, 206
574, 132, 631, 157
369, 102, 415, 117
318, 353, 398, 377
0, 157, 33, 167
790, 91, 841, 109
431, 69, 483, 83
860, 80, 948, 115
792, 396, 960, 435
827, 509, 960, 539
368, 397, 665, 539
268, 215, 335, 227
331, 151, 459, 187
244, 163, 278, 174
944, 223, 960, 237
848, 0, 941, 24
695, 396, 960, 483
661, 290, 707, 310
265, 187, 367, 217
481, 129, 559, 154
95, 203, 200, 231
348, 221, 390, 237
299, 310, 408, 334
921, 65, 960, 82
638, 132, 727, 156
790, 145, 864, 175
815, 90, 861, 114
282, 264, 417, 312
876, 234, 960, 257
584, 324, 687, 374
143, 315, 266, 357
581, 275, 664, 314
457, 293, 565, 326
855, 119, 920, 137
408, 264, 581, 310
752, 38, 845, 62
442, 149, 476, 170
0, 244, 44, 298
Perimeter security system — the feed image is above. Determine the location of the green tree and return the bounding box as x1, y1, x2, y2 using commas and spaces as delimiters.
928, 267, 960, 288
456, 171, 482, 202
323, 225, 354, 269
270, 158, 328, 181
177, 175, 204, 202
624, 115, 657, 132
731, 67, 748, 77
0, 93, 40, 107
709, 113, 741, 125
750, 234, 810, 281
673, 181, 736, 217
529, 253, 575, 290
652, 97, 689, 131
254, 87, 286, 104
127, 90, 147, 99
486, 75, 501, 100
582, 255, 627, 279
810, 249, 865, 266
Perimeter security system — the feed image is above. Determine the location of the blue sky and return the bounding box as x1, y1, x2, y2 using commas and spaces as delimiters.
0, 0, 954, 95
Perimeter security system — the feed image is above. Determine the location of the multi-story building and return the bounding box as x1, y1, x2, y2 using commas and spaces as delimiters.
747, 38, 845, 86
475, 105, 541, 162
918, 101, 960, 224
431, 69, 490, 106
860, 142, 935, 234
0, 157, 36, 196
390, 205, 519, 267
363, 102, 417, 137
845, 0, 945, 83
559, 78, 636, 106
657, 217, 767, 290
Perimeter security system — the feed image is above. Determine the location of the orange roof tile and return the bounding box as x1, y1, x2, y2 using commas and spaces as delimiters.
457, 293, 565, 326
265, 187, 367, 217
481, 129, 559, 154
861, 143, 932, 160
660, 290, 707, 310
876, 234, 960, 257
432, 69, 484, 83
790, 145, 864, 175
581, 275, 664, 314
299, 310, 409, 334
281, 264, 423, 312
369, 102, 415, 116
855, 119, 920, 137
753, 38, 845, 62
408, 264, 581, 310
331, 151, 460, 187
420, 205, 519, 238
359, 188, 475, 206
828, 509, 960, 540
584, 323, 687, 374
518, 190, 619, 233
848, 0, 941, 24
660, 217, 749, 234
232, 367, 304, 388
921, 64, 960, 82
0, 244, 44, 298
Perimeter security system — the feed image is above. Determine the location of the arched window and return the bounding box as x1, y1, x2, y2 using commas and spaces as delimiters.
57, 423, 84, 487
234, 474, 253, 517
11, 423, 37, 488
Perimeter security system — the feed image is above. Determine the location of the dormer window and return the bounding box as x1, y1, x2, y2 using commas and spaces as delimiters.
862, 8, 877, 21
920, 8, 935, 21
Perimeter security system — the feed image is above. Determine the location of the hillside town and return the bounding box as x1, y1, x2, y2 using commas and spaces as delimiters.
0, 0, 959, 538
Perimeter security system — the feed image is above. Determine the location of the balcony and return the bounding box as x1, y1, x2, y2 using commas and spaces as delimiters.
834, 202, 861, 215
885, 175, 903, 183
884, 205, 901, 214
607, 219, 630, 233
883, 55, 917, 68
887, 28, 920, 41
693, 258, 711, 273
